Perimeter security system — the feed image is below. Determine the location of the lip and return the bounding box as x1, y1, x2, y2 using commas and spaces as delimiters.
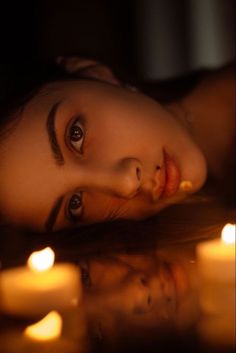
162, 150, 181, 197
152, 150, 181, 200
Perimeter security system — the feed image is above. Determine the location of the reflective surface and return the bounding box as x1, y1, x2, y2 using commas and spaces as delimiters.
0, 203, 235, 353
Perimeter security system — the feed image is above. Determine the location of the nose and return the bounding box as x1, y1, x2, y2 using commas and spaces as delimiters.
81, 158, 142, 199
111, 158, 142, 198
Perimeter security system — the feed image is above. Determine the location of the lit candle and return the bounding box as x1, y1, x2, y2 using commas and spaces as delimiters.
0, 310, 84, 353
1, 247, 81, 317
197, 223, 236, 346
197, 224, 235, 286
24, 311, 63, 341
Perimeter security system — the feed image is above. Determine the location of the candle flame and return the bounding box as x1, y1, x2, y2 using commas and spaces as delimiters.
221, 223, 236, 244
27, 247, 55, 272
24, 311, 62, 341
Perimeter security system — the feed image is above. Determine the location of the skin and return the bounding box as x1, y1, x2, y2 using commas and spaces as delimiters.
79, 244, 200, 339
0, 79, 207, 231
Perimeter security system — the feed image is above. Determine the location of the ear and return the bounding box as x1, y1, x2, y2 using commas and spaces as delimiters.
56, 56, 121, 85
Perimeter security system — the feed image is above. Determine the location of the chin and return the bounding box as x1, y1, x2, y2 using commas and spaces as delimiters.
182, 152, 208, 195
192, 162, 207, 194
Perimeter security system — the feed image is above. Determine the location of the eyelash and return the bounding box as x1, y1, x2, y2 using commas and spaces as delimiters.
66, 116, 85, 154
67, 192, 84, 223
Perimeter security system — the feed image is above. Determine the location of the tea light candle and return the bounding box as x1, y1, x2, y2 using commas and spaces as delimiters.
1, 247, 81, 317
197, 223, 236, 346
24, 311, 63, 341
197, 223, 235, 287
0, 310, 80, 353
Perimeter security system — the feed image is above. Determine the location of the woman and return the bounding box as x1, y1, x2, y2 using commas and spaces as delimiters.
0, 58, 235, 232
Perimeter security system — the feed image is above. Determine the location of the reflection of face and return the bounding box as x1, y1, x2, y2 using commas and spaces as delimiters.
0, 80, 206, 231
80, 248, 199, 339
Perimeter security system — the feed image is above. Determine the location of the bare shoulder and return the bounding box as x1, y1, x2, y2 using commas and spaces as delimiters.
199, 64, 235, 102
184, 64, 235, 117
181, 64, 235, 180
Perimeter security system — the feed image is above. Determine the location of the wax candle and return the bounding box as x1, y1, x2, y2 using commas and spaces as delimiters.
197, 223, 235, 284
197, 223, 236, 347
1, 247, 81, 317
0, 310, 82, 353
24, 311, 62, 341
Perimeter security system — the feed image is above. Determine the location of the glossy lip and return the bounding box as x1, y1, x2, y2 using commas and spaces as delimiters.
152, 149, 181, 201
152, 158, 166, 200
162, 149, 181, 197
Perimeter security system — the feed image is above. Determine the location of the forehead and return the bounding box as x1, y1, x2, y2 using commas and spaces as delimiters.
0, 80, 127, 229
0, 84, 68, 228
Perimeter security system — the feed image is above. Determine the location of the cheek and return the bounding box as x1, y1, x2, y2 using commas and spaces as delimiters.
83, 193, 116, 222
84, 192, 152, 223
87, 118, 159, 164
89, 98, 153, 138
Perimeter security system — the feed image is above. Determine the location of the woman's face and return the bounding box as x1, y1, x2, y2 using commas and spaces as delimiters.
0, 80, 206, 231
80, 247, 199, 338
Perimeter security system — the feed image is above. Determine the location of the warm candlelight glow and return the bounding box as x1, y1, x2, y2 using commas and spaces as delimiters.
179, 180, 193, 192
27, 247, 55, 272
197, 222, 236, 347
221, 223, 236, 245
24, 311, 62, 341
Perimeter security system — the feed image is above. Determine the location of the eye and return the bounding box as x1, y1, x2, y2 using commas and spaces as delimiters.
68, 192, 83, 220
67, 117, 85, 153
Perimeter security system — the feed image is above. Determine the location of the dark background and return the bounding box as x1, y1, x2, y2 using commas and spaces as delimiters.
0, 0, 235, 83
0, 0, 234, 123
0, 0, 136, 87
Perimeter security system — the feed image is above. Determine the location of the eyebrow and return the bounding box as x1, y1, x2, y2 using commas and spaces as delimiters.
46, 101, 64, 165
44, 195, 64, 232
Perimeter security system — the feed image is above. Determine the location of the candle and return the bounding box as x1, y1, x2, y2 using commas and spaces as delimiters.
197, 224, 235, 285
1, 247, 81, 317
197, 223, 236, 347
24, 311, 63, 341
0, 310, 84, 353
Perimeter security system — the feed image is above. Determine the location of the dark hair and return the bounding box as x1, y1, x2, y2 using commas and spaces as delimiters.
0, 60, 80, 138
24, 194, 235, 263
0, 191, 235, 268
